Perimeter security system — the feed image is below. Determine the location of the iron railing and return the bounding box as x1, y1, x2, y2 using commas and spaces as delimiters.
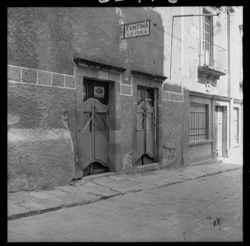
200, 42, 227, 72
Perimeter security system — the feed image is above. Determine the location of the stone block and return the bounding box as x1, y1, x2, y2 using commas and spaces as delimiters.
115, 83, 121, 93
98, 70, 108, 80
169, 92, 183, 101
82, 67, 98, 78
108, 72, 119, 82
22, 67, 37, 84
120, 84, 132, 96
77, 75, 83, 86
8, 65, 21, 82
52, 73, 64, 87
162, 91, 169, 101
65, 75, 76, 88
38, 70, 51, 86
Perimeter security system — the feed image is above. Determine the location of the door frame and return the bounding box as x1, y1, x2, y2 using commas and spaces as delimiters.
131, 73, 163, 167
214, 104, 228, 158
74, 59, 125, 172
81, 79, 110, 168
135, 85, 158, 164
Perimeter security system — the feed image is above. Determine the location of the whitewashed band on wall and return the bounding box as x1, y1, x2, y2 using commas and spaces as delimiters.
8, 65, 76, 90
162, 91, 183, 102
120, 83, 133, 96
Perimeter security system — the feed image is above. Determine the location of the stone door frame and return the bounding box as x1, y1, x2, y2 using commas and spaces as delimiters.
131, 70, 166, 167
74, 58, 126, 172
214, 103, 228, 158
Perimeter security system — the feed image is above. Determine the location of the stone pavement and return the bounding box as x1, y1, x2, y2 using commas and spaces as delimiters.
8, 161, 242, 221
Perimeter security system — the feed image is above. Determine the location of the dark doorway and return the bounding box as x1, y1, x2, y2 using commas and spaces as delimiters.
135, 86, 157, 165
215, 106, 227, 158
77, 79, 110, 176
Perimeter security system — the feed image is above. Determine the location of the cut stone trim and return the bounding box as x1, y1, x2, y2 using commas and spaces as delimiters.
8, 65, 21, 82
120, 84, 133, 96
162, 91, 183, 102
131, 70, 167, 83
37, 70, 51, 86
8, 80, 76, 90
22, 67, 37, 84
73, 58, 126, 74
8, 65, 76, 89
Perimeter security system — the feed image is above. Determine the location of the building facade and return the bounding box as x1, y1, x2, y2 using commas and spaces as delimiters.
8, 7, 243, 192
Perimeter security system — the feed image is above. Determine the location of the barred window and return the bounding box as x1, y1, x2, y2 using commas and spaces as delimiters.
233, 108, 239, 145
190, 103, 209, 141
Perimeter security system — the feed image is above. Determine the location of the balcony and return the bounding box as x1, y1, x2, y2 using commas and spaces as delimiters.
198, 42, 227, 81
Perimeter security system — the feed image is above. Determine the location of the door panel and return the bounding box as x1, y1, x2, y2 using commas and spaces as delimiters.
77, 80, 109, 171
78, 132, 92, 169
136, 101, 145, 160
136, 86, 157, 165
145, 102, 154, 158
216, 106, 224, 158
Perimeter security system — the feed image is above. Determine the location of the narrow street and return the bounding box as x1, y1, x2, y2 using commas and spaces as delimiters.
8, 168, 242, 242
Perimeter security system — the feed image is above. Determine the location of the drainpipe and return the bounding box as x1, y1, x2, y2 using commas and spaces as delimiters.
227, 10, 231, 98
169, 10, 220, 166
227, 7, 232, 157
169, 12, 220, 80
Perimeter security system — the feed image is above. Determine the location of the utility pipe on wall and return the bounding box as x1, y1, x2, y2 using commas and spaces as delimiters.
169, 12, 220, 81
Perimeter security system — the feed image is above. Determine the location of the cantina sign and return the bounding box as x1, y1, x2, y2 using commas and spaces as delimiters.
123, 20, 150, 39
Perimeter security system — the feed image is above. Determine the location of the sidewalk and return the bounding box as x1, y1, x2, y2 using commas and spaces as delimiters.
8, 161, 242, 221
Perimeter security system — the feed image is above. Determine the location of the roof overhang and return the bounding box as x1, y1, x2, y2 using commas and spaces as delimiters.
74, 58, 126, 73
131, 70, 167, 83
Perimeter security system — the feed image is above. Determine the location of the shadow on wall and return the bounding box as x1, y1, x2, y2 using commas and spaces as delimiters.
161, 87, 191, 168
163, 83, 182, 93
7, 84, 76, 192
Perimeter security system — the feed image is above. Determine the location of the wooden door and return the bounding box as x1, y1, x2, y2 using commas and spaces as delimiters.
215, 106, 226, 158
77, 80, 109, 171
136, 86, 157, 165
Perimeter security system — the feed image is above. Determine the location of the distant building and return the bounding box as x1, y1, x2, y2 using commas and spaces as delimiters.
8, 7, 243, 192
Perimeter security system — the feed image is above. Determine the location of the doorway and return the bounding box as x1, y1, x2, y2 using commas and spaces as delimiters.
77, 79, 109, 175
135, 86, 157, 165
215, 106, 227, 158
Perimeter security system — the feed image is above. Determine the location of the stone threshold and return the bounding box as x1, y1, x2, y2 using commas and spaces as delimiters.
133, 163, 161, 173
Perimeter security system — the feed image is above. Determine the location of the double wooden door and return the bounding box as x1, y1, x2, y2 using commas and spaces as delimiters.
77, 80, 109, 171
136, 86, 157, 165
215, 106, 227, 158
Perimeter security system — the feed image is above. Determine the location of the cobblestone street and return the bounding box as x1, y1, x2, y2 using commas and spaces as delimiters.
8, 168, 242, 242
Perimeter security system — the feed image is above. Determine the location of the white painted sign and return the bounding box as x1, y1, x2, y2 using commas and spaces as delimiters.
94, 86, 105, 98
123, 20, 150, 39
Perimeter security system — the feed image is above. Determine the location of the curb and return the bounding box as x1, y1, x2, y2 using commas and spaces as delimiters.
8, 192, 123, 221
8, 166, 241, 221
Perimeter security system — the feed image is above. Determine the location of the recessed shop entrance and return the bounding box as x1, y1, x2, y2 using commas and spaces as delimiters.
77, 79, 109, 175
215, 106, 227, 158
135, 86, 158, 165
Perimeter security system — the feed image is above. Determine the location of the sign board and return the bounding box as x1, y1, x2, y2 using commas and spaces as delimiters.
94, 86, 105, 98
123, 20, 150, 39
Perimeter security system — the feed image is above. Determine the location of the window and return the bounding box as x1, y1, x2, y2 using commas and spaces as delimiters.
202, 8, 213, 65
233, 107, 240, 145
190, 103, 209, 141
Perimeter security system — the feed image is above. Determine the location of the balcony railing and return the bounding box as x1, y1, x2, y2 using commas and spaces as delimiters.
200, 42, 227, 73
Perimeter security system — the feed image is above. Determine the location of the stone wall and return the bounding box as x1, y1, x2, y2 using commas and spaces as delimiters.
8, 65, 76, 192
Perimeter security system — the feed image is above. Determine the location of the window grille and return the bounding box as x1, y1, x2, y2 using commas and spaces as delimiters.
190, 103, 209, 141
